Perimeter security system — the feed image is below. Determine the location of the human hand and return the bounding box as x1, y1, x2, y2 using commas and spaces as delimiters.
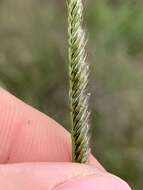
0, 88, 131, 189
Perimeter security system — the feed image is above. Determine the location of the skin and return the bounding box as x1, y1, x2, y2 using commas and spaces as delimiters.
0, 88, 131, 190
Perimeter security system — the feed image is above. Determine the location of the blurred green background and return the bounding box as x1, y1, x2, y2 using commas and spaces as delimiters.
0, 0, 142, 189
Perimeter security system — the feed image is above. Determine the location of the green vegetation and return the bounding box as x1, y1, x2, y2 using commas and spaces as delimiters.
0, 0, 143, 189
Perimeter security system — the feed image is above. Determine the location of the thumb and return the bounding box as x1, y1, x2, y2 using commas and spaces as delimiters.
0, 163, 131, 190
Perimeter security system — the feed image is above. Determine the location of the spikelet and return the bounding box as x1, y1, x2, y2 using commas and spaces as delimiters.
67, 0, 90, 163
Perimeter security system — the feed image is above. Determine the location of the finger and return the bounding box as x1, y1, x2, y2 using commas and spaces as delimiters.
0, 163, 131, 190
0, 88, 70, 163
0, 88, 104, 171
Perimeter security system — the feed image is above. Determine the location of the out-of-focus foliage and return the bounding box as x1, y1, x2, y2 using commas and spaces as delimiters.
0, 0, 142, 189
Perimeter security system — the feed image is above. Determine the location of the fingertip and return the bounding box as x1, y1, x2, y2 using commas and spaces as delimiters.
0, 88, 72, 163
0, 88, 104, 171
88, 154, 106, 172
54, 173, 132, 190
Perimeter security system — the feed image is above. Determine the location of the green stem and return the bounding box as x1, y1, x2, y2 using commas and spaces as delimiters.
67, 0, 90, 163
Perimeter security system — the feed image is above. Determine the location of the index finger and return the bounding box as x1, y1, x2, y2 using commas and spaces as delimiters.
0, 88, 104, 171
